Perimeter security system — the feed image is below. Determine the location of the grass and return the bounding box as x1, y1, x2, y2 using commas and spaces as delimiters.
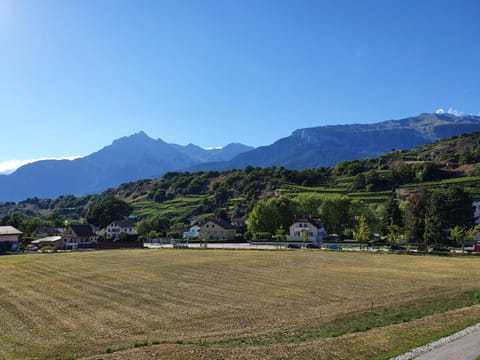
1, 250, 480, 359
213, 289, 480, 347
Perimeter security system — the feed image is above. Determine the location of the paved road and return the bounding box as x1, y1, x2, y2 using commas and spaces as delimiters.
414, 328, 480, 360
143, 243, 281, 250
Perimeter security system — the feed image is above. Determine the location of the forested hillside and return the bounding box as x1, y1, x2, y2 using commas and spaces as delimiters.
3, 131, 480, 243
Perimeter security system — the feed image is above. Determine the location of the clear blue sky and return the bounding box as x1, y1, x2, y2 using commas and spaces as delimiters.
0, 0, 479, 169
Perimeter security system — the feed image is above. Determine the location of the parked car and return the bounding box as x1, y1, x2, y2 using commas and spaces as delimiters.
473, 242, 480, 253
306, 243, 320, 249
287, 243, 301, 249
415, 245, 427, 253
390, 244, 406, 251
327, 244, 342, 250
430, 246, 450, 254
26, 244, 38, 251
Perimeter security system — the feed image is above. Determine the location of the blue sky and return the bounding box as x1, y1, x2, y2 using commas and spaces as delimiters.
0, 0, 479, 172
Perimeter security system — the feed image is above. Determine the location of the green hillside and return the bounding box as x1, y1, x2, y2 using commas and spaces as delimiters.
3, 131, 480, 238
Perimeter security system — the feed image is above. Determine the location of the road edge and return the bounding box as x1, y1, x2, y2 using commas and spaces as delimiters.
389, 322, 480, 360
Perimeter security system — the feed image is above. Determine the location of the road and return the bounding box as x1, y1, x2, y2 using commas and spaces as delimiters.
143, 242, 282, 250
414, 328, 480, 360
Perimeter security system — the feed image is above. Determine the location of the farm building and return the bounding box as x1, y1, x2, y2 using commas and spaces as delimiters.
31, 236, 65, 250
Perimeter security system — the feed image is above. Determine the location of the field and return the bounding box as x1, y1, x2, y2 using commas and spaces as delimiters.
1, 250, 480, 359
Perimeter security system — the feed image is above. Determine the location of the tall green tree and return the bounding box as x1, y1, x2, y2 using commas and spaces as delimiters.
405, 188, 428, 242
423, 192, 444, 245
136, 215, 170, 237
443, 186, 474, 229
86, 197, 132, 228
248, 201, 274, 234
382, 197, 403, 235
450, 225, 465, 251
247, 197, 297, 235
320, 196, 353, 235
294, 193, 324, 218
353, 215, 371, 243
350, 200, 379, 233
0, 212, 26, 229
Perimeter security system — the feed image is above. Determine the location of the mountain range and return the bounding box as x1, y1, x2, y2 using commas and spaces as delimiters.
0, 133, 253, 202
190, 112, 480, 170
1, 112, 480, 202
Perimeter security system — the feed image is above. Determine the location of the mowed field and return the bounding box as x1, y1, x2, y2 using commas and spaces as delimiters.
1, 250, 480, 360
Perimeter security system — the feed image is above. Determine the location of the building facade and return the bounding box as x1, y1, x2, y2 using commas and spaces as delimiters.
183, 225, 201, 239
0, 226, 22, 252
62, 224, 98, 249
105, 220, 136, 240
199, 219, 237, 241
287, 218, 326, 245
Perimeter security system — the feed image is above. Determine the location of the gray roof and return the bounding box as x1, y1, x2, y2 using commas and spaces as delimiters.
0, 226, 22, 235
70, 224, 96, 237
31, 236, 62, 244
292, 218, 324, 229
109, 220, 136, 228
206, 219, 237, 230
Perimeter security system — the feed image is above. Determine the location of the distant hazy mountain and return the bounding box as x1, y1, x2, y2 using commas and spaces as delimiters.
170, 143, 254, 163
2, 113, 480, 202
0, 132, 252, 202
190, 113, 480, 171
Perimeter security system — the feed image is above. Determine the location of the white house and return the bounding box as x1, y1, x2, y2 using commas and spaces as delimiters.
105, 220, 137, 240
474, 202, 480, 224
0, 226, 22, 252
183, 225, 200, 239
287, 218, 326, 246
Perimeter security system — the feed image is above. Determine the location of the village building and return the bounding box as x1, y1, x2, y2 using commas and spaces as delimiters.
199, 219, 237, 241
0, 226, 22, 252
31, 236, 65, 250
32, 227, 64, 238
62, 224, 98, 249
287, 218, 326, 246
183, 225, 201, 239
104, 220, 136, 240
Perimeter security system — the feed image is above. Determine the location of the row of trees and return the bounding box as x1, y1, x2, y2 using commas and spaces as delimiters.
247, 194, 377, 239
405, 187, 475, 245
0, 212, 66, 236
247, 186, 476, 245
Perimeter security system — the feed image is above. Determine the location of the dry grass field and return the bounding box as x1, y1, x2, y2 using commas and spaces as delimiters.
0, 249, 479, 360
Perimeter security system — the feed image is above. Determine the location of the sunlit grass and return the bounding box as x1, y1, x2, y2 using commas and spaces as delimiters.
1, 250, 479, 359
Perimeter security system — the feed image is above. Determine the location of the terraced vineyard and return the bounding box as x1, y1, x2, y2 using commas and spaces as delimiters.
132, 194, 214, 219
129, 174, 480, 221
1, 250, 480, 359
